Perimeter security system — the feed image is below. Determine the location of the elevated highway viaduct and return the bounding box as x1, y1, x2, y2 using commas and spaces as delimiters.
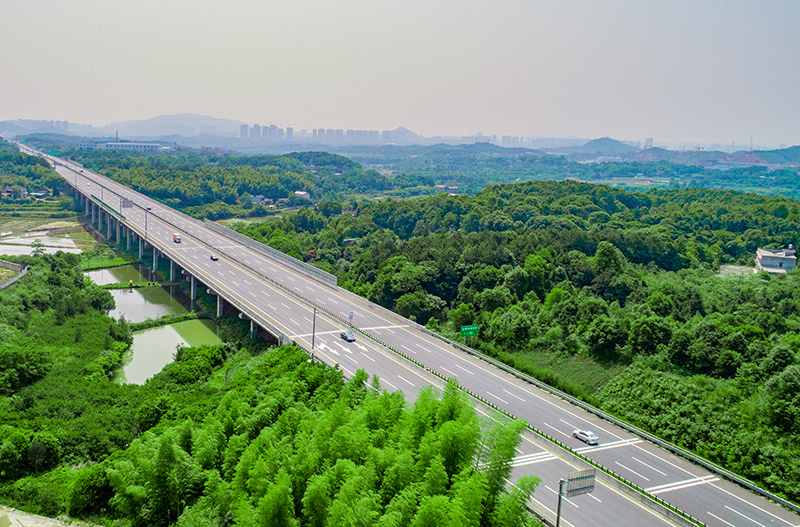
21, 145, 800, 527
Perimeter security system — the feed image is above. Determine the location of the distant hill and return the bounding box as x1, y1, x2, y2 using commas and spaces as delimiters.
336, 142, 543, 158
380, 126, 425, 145
546, 137, 641, 155
101, 113, 244, 138
755, 145, 800, 164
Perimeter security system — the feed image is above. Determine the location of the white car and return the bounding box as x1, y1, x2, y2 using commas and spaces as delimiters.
573, 429, 599, 445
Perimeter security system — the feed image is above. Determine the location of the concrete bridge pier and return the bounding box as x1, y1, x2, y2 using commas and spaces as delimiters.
91, 202, 96, 226
217, 296, 223, 318
250, 320, 257, 339
98, 207, 104, 232
139, 239, 144, 261
126, 226, 131, 251
190, 275, 197, 300
152, 248, 159, 272
116, 220, 121, 244
106, 213, 111, 240
170, 260, 176, 282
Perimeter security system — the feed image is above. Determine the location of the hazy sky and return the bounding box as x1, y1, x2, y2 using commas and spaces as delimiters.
1, 0, 798, 146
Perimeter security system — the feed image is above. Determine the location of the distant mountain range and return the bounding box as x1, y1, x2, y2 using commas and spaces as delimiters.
2, 113, 798, 166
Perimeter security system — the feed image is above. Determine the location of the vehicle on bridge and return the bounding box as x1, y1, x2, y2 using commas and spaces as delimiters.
210, 254, 218, 261
173, 233, 181, 243
340, 330, 356, 342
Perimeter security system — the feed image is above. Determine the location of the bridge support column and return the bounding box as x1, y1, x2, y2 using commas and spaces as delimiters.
170, 260, 176, 282
116, 220, 120, 244
217, 296, 223, 318
99, 208, 104, 232
250, 320, 256, 339
139, 239, 144, 260
106, 214, 111, 240
126, 226, 131, 251
152, 248, 158, 271
190, 276, 197, 300
91, 203, 96, 226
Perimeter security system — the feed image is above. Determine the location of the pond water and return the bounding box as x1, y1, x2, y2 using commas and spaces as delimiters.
120, 319, 221, 384
86, 266, 188, 323
85, 265, 221, 383
0, 222, 97, 256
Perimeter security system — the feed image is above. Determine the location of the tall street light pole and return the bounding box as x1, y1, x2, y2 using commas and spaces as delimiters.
310, 307, 317, 360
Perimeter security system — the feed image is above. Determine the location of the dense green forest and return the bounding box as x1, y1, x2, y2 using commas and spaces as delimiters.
18, 135, 800, 219
18, 136, 436, 219
0, 251, 541, 526
9, 138, 800, 502
0, 140, 66, 197
339, 142, 800, 196
230, 181, 800, 501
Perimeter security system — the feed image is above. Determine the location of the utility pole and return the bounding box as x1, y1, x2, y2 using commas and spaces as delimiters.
311, 307, 317, 359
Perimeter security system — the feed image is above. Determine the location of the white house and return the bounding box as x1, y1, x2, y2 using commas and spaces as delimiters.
755, 246, 797, 274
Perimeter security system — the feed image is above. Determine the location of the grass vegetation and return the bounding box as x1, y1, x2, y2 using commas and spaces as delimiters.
0, 251, 543, 527
229, 181, 800, 502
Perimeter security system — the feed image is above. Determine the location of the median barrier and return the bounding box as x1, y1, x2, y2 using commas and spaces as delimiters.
56, 162, 786, 520
203, 219, 338, 286
422, 331, 800, 515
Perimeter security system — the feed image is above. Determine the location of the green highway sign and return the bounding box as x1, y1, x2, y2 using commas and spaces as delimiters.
460, 324, 479, 337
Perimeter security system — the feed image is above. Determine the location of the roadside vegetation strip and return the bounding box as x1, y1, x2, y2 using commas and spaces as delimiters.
128, 312, 199, 332
431, 331, 800, 515
183, 242, 702, 525
101, 281, 178, 290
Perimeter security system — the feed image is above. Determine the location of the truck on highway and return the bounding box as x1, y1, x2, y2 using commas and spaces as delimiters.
173, 233, 181, 243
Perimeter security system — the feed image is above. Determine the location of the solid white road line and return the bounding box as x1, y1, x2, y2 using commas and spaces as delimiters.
576, 438, 641, 454
646, 476, 717, 494
708, 483, 796, 526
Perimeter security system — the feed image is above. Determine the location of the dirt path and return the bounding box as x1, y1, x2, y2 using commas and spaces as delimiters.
0, 506, 99, 527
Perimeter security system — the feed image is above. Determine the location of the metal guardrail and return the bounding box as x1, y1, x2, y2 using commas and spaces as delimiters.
0, 265, 28, 291
52, 154, 794, 518
203, 219, 338, 286
422, 330, 800, 515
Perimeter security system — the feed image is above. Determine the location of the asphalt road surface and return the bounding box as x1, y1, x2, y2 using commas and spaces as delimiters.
25, 146, 800, 527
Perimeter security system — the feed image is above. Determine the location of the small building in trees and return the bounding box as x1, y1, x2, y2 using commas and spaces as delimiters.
755, 246, 797, 274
